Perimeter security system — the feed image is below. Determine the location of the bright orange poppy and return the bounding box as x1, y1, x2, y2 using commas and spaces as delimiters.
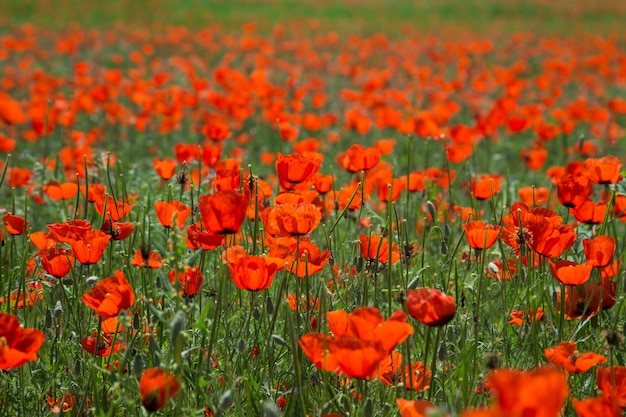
508, 308, 544, 326
0, 312, 45, 370
68, 229, 111, 265
572, 396, 620, 417
571, 199, 607, 224
80, 333, 124, 356
552, 174, 593, 209
285, 239, 331, 278
275, 153, 321, 189
131, 249, 163, 269
46, 393, 75, 414
185, 222, 225, 250
228, 255, 279, 291
169, 265, 203, 297
336, 144, 382, 173
359, 234, 401, 265
101, 220, 134, 241
471, 174, 503, 200
81, 270, 135, 318
94, 195, 133, 221
544, 341, 606, 373
461, 366, 569, 417
597, 366, 626, 409
40, 247, 75, 278
198, 190, 249, 234
152, 157, 178, 181
583, 235, 615, 268
3, 213, 28, 235
463, 221, 501, 250
154, 200, 191, 229
139, 368, 180, 412
266, 202, 321, 237
396, 399, 444, 417
549, 260, 593, 286
406, 288, 456, 326
42, 180, 79, 201
583, 155, 622, 184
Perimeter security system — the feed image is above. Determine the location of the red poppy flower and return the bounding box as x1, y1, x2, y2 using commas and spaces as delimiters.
549, 260, 593, 286
336, 144, 382, 173
597, 366, 626, 409
376, 177, 406, 203
471, 174, 503, 200
100, 220, 134, 241
372, 351, 431, 391
154, 200, 191, 229
94, 195, 133, 221
228, 255, 279, 291
464, 366, 569, 417
335, 181, 370, 211
572, 396, 620, 417
300, 307, 413, 379
68, 229, 111, 265
463, 221, 501, 250
0, 288, 44, 310
42, 180, 79, 201
286, 239, 331, 278
508, 308, 544, 326
517, 186, 550, 207
275, 153, 321, 189
131, 249, 163, 269
3, 213, 28, 235
313, 173, 333, 194
583, 235, 615, 268
81, 270, 135, 319
544, 341, 606, 373
406, 288, 456, 326
396, 399, 443, 417
80, 333, 124, 356
169, 265, 203, 297
326, 336, 388, 379
46, 393, 75, 414
0, 312, 45, 370
40, 247, 75, 278
198, 190, 249, 234
266, 202, 321, 237
359, 234, 401, 264
583, 155, 622, 184
139, 368, 180, 412
185, 222, 225, 250
571, 199, 607, 224
556, 280, 615, 320
152, 157, 178, 180
552, 174, 593, 209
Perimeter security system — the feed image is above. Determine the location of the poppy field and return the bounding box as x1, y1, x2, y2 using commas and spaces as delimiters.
2, 2, 626, 416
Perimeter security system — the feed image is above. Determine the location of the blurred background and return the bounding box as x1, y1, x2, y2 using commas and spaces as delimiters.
3, 0, 625, 35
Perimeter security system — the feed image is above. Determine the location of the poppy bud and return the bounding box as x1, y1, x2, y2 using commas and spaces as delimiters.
262, 400, 281, 417
133, 355, 145, 378
253, 307, 261, 321
484, 352, 500, 370
53, 301, 63, 318
218, 390, 234, 411
170, 311, 185, 345
271, 334, 288, 347
426, 201, 436, 221
266, 296, 274, 316
440, 239, 448, 255
438, 342, 448, 361
237, 339, 247, 353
